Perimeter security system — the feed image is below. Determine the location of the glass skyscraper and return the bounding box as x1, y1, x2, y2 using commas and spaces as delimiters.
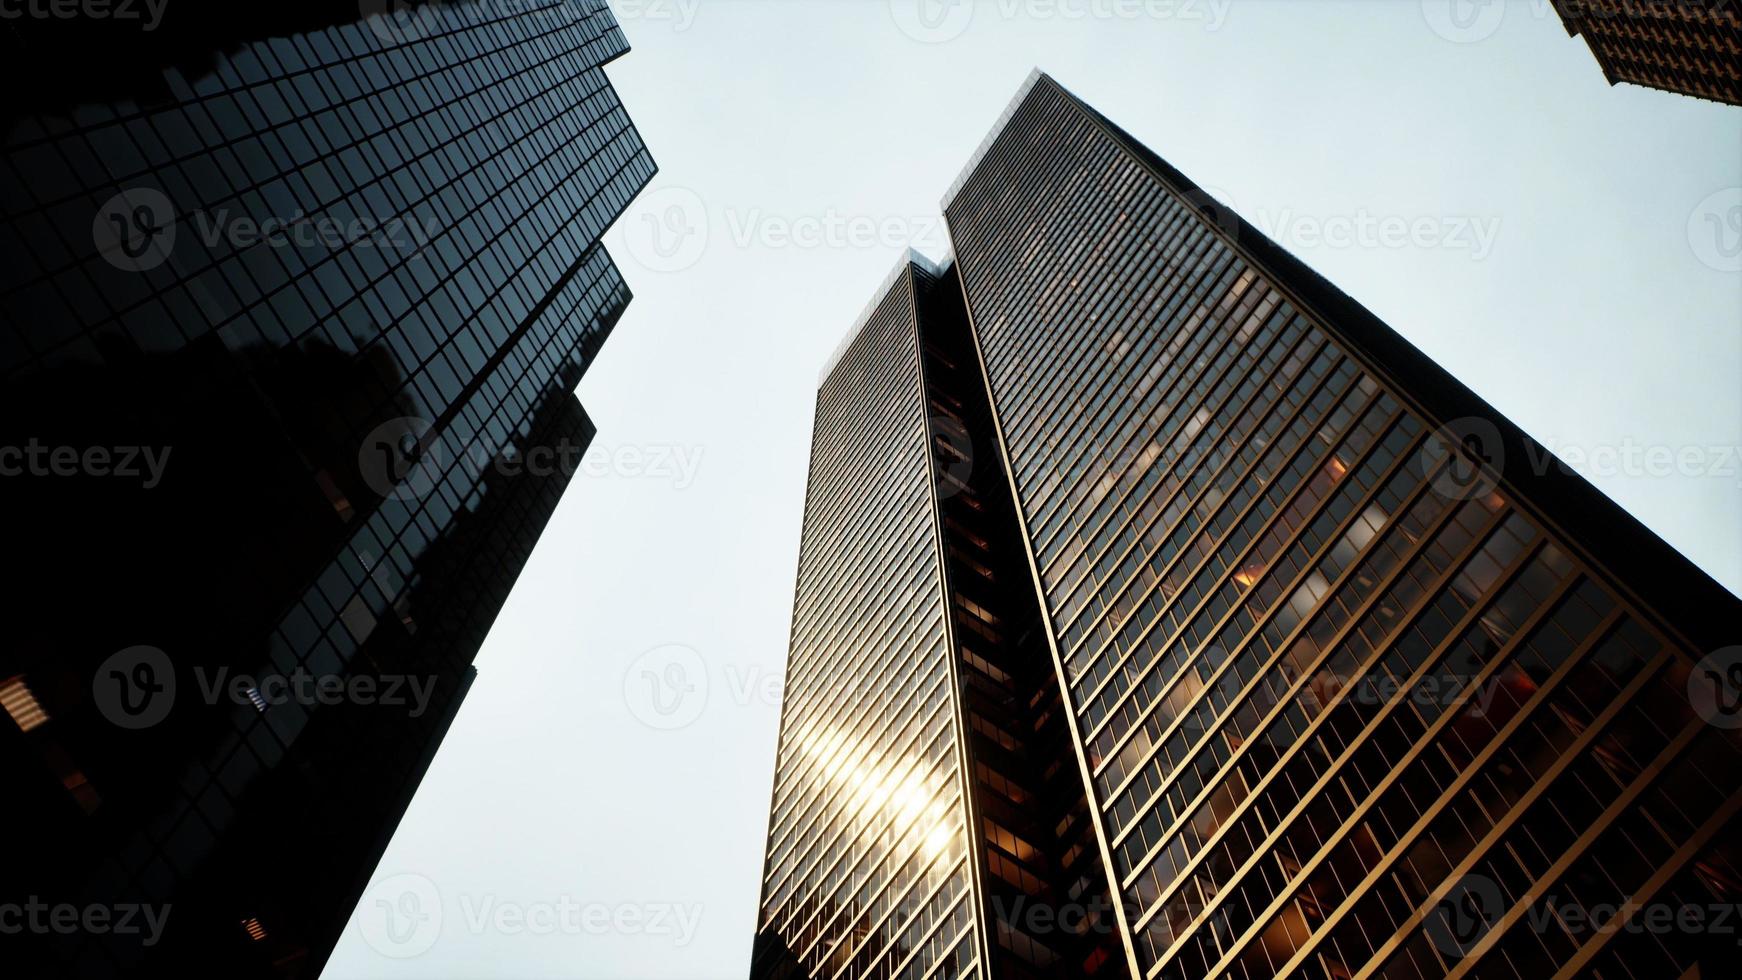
0, 2, 652, 977
752, 252, 1126, 980
755, 71, 1741, 980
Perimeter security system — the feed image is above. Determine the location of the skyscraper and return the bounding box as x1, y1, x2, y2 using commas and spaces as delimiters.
752, 252, 1128, 980
1548, 0, 1741, 106
755, 71, 1741, 980
0, 2, 653, 977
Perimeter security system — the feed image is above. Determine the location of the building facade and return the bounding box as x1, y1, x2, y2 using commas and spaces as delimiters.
752, 252, 1129, 980
0, 2, 653, 977
756, 71, 1741, 980
1549, 0, 1741, 106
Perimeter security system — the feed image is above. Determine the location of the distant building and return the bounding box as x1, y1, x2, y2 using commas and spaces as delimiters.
0, 2, 653, 976
1550, 0, 1741, 105
752, 71, 1742, 980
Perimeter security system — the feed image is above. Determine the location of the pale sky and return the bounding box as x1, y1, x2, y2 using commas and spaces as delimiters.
323, 2, 1742, 977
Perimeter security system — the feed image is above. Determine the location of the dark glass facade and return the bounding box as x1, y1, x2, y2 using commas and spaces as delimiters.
0, 2, 653, 977
758, 71, 1741, 980
918, 259, 1128, 980
1549, 0, 1741, 106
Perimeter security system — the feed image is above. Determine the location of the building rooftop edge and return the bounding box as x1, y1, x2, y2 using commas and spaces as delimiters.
816, 248, 947, 387
814, 65, 1045, 391
939, 67, 1047, 212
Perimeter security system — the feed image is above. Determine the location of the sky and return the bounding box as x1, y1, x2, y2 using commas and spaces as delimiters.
323, 1, 1742, 977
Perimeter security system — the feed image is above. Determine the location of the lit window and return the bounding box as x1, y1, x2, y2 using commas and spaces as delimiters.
242, 918, 268, 941
1, 676, 48, 731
